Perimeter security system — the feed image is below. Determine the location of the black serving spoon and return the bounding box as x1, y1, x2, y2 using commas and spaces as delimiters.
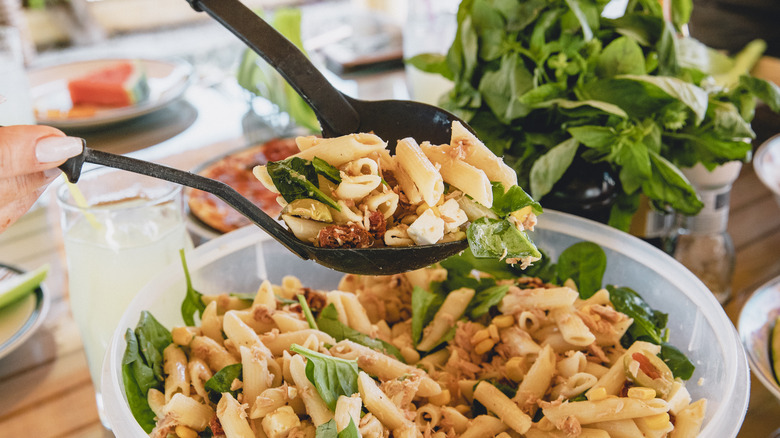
58, 144, 468, 276
58, 0, 475, 275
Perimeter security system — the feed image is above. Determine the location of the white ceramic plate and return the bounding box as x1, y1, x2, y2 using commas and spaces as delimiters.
29, 58, 193, 129
0, 264, 50, 361
738, 275, 780, 400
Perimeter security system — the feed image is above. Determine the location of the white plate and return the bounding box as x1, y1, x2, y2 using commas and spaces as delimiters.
0, 264, 50, 361
738, 275, 780, 401
29, 58, 194, 129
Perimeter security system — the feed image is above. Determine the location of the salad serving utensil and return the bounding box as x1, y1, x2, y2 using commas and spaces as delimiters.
58, 0, 477, 275
58, 144, 468, 275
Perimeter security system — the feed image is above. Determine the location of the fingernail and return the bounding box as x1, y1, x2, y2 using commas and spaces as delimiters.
36, 136, 82, 163
43, 168, 62, 179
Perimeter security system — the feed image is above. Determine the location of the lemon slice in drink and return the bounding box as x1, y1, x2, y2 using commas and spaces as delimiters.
772, 315, 780, 385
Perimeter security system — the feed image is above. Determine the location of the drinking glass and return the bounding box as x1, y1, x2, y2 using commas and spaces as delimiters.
402, 0, 458, 105
56, 169, 192, 429
0, 25, 35, 125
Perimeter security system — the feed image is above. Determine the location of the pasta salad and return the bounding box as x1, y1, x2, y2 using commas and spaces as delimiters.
122, 242, 706, 438
252, 122, 542, 266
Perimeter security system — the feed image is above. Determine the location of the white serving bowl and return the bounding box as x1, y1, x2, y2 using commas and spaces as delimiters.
755, 134, 780, 208
738, 275, 780, 400
102, 210, 750, 437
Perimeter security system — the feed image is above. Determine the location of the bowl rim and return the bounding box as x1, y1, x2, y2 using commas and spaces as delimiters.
738, 274, 780, 400
102, 210, 751, 437
755, 133, 780, 197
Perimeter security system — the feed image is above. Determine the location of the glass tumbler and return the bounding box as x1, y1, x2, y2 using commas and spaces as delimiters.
56, 168, 192, 429
0, 25, 34, 125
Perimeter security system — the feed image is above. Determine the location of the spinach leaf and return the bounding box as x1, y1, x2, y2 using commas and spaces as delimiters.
180, 249, 205, 326
290, 344, 359, 411
313, 157, 342, 184
298, 294, 319, 330
134, 311, 172, 381
467, 285, 510, 318
661, 342, 696, 380
530, 137, 579, 199
267, 157, 340, 210
317, 304, 405, 362
121, 311, 172, 433
556, 241, 606, 298
411, 286, 445, 346
491, 182, 543, 217
121, 329, 158, 433
466, 217, 542, 260
315, 418, 360, 438
205, 363, 243, 404
607, 285, 667, 346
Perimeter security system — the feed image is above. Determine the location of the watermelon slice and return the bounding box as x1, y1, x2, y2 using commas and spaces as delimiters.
67, 61, 150, 107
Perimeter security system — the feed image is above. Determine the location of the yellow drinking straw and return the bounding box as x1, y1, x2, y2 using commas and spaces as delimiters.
64, 175, 102, 230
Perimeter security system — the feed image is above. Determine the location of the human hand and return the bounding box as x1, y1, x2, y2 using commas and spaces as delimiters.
0, 125, 82, 233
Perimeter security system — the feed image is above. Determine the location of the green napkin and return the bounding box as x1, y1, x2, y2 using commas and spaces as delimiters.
0, 264, 49, 309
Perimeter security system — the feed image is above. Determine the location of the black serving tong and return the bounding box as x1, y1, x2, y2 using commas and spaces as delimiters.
58, 0, 474, 275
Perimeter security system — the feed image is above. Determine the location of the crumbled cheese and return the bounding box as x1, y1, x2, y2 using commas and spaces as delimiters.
407, 209, 445, 245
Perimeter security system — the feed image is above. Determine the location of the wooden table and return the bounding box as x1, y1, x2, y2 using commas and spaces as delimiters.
1, 56, 779, 438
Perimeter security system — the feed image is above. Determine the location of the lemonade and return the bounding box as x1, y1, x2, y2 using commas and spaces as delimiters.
58, 172, 191, 429
64, 202, 189, 386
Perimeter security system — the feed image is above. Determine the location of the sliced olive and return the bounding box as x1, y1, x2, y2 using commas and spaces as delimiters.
623, 349, 674, 398
283, 198, 333, 222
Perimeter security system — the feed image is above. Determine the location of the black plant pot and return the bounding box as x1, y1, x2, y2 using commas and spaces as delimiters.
539, 156, 619, 225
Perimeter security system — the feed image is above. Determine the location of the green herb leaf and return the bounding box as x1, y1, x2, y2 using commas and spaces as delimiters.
313, 157, 342, 184
179, 249, 205, 326
467, 285, 510, 318
556, 242, 606, 298
406, 53, 454, 81
596, 36, 646, 78
466, 217, 542, 260
121, 329, 158, 433
739, 75, 780, 113
267, 157, 340, 210
290, 344, 359, 411
607, 285, 667, 346
298, 294, 319, 330
641, 150, 702, 215
121, 311, 172, 433
315, 418, 361, 438
317, 304, 405, 362
661, 342, 696, 380
411, 286, 445, 346
205, 364, 243, 404
491, 182, 543, 217
530, 137, 579, 199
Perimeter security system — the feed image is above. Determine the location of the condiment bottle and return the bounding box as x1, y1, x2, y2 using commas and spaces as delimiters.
673, 162, 742, 304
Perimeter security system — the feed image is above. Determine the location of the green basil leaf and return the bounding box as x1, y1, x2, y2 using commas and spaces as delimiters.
313, 157, 342, 184
317, 304, 405, 362
121, 328, 158, 433
467, 217, 542, 260
205, 364, 243, 404
491, 182, 543, 217
411, 286, 446, 346
467, 285, 510, 318
267, 157, 340, 210
298, 294, 319, 330
134, 311, 172, 382
530, 137, 579, 199
290, 344, 359, 411
739, 75, 780, 113
556, 242, 606, 298
315, 418, 360, 438
641, 150, 702, 215
179, 249, 205, 326
406, 53, 454, 81
596, 36, 645, 78
607, 285, 667, 346
661, 342, 696, 380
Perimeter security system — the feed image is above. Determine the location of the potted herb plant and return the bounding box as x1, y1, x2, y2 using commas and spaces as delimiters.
408, 0, 780, 233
